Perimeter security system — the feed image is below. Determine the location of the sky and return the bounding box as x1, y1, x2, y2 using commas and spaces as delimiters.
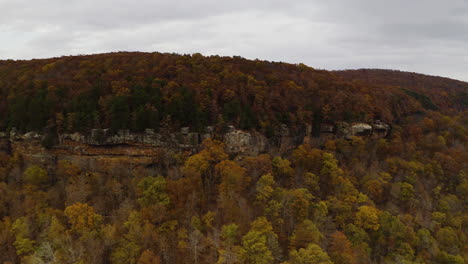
1, 0, 467, 81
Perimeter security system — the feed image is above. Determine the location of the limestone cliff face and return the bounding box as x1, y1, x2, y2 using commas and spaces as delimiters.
0, 120, 390, 178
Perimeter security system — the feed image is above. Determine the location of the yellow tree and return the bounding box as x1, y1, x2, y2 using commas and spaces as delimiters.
272, 157, 294, 184
182, 138, 228, 194
23, 165, 49, 185
355, 205, 381, 231
241, 217, 281, 263
256, 173, 275, 204
285, 243, 333, 264
64, 202, 102, 235
292, 144, 322, 173
320, 152, 343, 190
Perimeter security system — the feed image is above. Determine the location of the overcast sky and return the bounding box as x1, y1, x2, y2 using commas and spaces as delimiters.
1, 0, 467, 81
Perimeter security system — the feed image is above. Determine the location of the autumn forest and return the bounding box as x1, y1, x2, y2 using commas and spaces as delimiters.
0, 52, 467, 264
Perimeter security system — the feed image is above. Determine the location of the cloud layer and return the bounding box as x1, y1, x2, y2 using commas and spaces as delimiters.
1, 0, 467, 81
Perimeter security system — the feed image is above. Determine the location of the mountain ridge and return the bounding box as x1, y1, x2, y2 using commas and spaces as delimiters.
0, 52, 465, 135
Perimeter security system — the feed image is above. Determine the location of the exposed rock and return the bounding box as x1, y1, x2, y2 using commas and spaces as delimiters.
9, 127, 18, 139
181, 127, 190, 135
109, 129, 139, 143
350, 123, 373, 137
145, 128, 155, 135
201, 126, 214, 141
372, 121, 391, 138
89, 129, 109, 145
143, 131, 165, 146
7, 119, 391, 159
71, 132, 85, 142
335, 121, 350, 137
305, 124, 312, 137
23, 132, 42, 140
224, 130, 251, 153
224, 129, 267, 155
205, 126, 214, 134
280, 124, 290, 136
172, 132, 200, 148
320, 123, 335, 133
336, 121, 389, 139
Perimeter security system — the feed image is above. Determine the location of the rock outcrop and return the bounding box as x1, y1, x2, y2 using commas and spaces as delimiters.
2, 120, 390, 159
335, 121, 390, 139
0, 120, 391, 179
224, 130, 268, 156
371, 121, 391, 139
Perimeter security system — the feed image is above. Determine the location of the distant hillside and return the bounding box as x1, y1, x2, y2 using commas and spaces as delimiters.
0, 52, 465, 134
335, 69, 468, 112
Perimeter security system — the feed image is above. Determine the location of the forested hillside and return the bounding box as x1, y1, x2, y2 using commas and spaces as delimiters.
0, 52, 466, 264
0, 52, 465, 134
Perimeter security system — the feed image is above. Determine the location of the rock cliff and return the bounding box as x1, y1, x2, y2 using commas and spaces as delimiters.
0, 120, 390, 176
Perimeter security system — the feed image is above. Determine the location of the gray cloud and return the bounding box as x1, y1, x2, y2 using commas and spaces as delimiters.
0, 0, 467, 81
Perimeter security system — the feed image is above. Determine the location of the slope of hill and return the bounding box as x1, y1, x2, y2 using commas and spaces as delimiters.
0, 53, 466, 264
0, 52, 465, 135
335, 69, 468, 112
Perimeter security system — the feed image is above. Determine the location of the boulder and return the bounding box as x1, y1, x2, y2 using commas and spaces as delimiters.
349, 123, 373, 137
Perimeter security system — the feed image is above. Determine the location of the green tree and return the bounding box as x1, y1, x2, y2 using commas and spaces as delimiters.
241, 231, 273, 264
221, 224, 240, 246
320, 152, 343, 190
242, 217, 280, 263
256, 173, 275, 204
137, 176, 170, 207
217, 224, 242, 264
11, 217, 35, 256
436, 227, 459, 254
23, 165, 49, 185
272, 156, 294, 182
111, 240, 141, 264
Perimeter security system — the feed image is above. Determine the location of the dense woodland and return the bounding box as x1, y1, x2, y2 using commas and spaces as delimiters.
0, 52, 467, 263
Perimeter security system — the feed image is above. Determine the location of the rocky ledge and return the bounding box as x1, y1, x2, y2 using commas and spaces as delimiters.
1, 120, 390, 156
